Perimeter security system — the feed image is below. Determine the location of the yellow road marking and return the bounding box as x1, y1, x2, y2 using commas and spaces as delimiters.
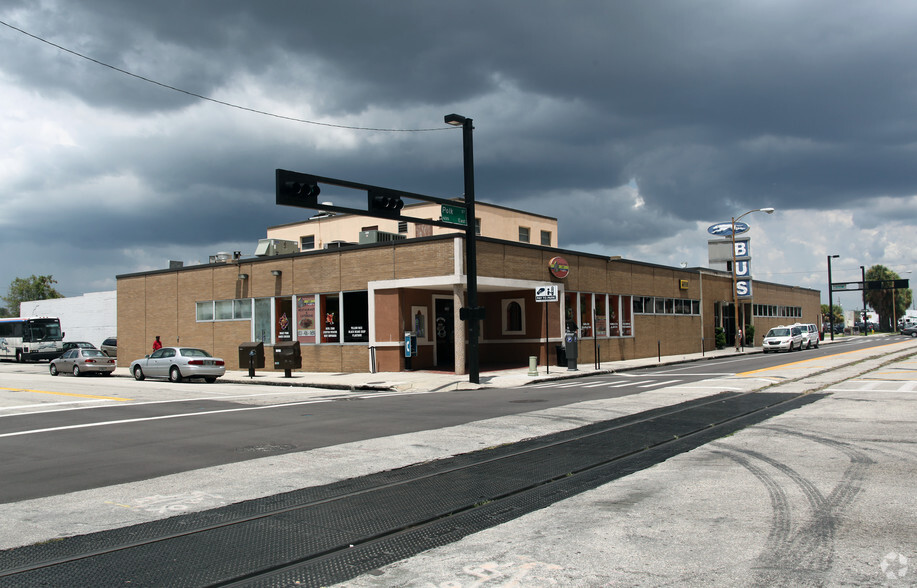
0, 387, 131, 402
737, 342, 914, 376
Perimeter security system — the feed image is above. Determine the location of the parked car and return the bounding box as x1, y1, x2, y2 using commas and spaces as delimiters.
794, 323, 820, 349
100, 337, 117, 357
61, 341, 97, 353
901, 325, 917, 338
130, 347, 226, 383
827, 322, 845, 334
50, 348, 116, 376
762, 325, 804, 352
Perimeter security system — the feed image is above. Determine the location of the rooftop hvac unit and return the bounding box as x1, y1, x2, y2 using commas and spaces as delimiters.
208, 252, 233, 264
254, 239, 299, 257
325, 240, 357, 249
359, 230, 407, 244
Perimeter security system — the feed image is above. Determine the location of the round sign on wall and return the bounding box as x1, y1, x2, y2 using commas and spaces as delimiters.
548, 256, 569, 279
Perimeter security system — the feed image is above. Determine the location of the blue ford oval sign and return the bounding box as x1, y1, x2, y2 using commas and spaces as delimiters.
707, 221, 749, 237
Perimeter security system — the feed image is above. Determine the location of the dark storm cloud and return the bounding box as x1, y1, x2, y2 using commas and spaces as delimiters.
2, 0, 917, 295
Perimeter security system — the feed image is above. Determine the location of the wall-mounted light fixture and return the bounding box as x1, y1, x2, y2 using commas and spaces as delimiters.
271, 270, 282, 277
238, 273, 249, 280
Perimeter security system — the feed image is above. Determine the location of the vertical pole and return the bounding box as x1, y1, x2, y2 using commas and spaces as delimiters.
861, 265, 867, 336
892, 286, 897, 331
545, 300, 549, 375
732, 216, 739, 351
826, 257, 832, 338
462, 119, 480, 384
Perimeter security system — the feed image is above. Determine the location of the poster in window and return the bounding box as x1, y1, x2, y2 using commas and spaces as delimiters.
595, 295, 607, 337
343, 291, 369, 343
296, 295, 316, 344
411, 306, 428, 342
276, 297, 293, 341
322, 294, 339, 343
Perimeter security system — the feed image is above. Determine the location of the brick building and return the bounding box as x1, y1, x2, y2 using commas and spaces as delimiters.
116, 227, 821, 373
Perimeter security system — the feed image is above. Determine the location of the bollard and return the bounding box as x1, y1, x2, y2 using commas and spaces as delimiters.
528, 356, 538, 376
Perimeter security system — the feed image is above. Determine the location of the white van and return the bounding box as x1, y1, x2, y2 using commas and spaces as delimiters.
793, 323, 820, 349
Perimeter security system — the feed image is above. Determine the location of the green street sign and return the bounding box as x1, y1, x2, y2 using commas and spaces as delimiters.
441, 204, 467, 226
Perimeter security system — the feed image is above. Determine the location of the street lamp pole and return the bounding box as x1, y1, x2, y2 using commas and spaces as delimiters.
827, 255, 839, 341
861, 265, 867, 335
731, 207, 775, 351
444, 114, 480, 384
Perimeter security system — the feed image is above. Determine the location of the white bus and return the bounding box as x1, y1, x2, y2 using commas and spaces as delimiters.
0, 317, 65, 362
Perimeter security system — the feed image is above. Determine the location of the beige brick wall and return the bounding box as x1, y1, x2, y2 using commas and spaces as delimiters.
117, 236, 820, 372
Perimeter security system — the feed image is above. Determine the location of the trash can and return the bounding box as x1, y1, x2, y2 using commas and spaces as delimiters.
238, 342, 265, 369
273, 341, 302, 377
555, 345, 567, 367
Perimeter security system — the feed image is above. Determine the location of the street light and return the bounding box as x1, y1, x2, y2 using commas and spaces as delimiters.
444, 113, 480, 384
827, 255, 839, 341
731, 207, 775, 350
861, 265, 867, 335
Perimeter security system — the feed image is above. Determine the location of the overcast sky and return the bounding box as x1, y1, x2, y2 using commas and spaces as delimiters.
2, 1, 916, 313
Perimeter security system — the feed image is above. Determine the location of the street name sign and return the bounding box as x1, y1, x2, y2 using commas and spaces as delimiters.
441, 204, 467, 226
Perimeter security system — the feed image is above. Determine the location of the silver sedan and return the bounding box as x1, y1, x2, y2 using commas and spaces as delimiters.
130, 347, 226, 383
50, 348, 116, 376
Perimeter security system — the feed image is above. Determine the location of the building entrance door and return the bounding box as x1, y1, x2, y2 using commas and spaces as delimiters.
434, 297, 454, 368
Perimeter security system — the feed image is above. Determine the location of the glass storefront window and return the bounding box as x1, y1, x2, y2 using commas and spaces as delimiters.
609, 295, 620, 336
579, 293, 593, 337
343, 291, 369, 342
621, 295, 633, 336
595, 295, 607, 337
321, 294, 340, 343
565, 292, 577, 331
254, 298, 272, 343
296, 295, 317, 344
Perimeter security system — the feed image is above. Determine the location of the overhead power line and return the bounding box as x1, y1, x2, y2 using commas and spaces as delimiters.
0, 19, 453, 133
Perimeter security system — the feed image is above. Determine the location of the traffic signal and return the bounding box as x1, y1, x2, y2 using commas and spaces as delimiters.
368, 189, 404, 217
276, 169, 321, 208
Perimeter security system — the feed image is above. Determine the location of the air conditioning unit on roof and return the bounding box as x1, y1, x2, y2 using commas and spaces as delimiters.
359, 230, 407, 244
254, 239, 298, 257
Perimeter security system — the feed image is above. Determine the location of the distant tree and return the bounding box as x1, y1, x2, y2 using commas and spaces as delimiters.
821, 303, 843, 326
2, 275, 64, 317
0, 306, 11, 318
864, 265, 913, 331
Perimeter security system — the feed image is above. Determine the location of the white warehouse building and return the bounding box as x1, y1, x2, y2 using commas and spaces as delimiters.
20, 290, 117, 348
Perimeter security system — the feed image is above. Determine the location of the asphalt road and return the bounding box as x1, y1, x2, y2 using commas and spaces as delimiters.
0, 335, 914, 585
0, 335, 904, 504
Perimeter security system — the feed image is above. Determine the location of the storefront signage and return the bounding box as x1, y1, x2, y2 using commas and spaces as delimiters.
548, 256, 569, 279
707, 221, 749, 237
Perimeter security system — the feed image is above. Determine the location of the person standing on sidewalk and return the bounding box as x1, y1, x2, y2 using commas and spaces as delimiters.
152, 335, 162, 352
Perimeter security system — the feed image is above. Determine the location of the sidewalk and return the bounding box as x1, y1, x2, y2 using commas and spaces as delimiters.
117, 342, 792, 393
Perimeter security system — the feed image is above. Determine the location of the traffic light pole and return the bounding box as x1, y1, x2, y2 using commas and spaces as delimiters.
459, 118, 480, 384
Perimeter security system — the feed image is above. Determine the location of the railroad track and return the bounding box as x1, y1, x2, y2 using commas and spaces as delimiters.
0, 390, 821, 587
